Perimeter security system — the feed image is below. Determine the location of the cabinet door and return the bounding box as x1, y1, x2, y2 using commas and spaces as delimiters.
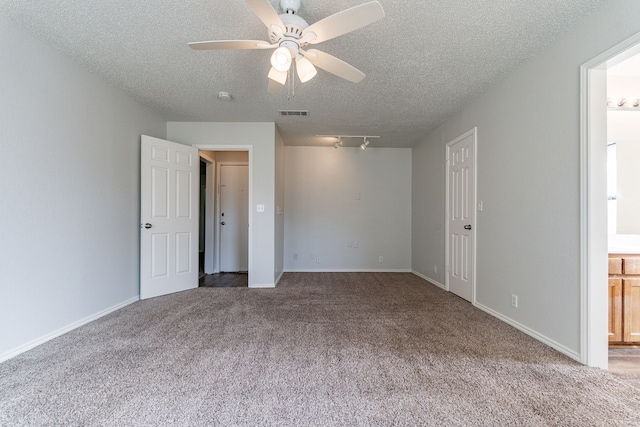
623, 278, 640, 343
609, 278, 623, 342
623, 258, 640, 274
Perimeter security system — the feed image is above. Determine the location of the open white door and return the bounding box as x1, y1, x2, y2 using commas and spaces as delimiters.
446, 129, 476, 302
140, 135, 199, 299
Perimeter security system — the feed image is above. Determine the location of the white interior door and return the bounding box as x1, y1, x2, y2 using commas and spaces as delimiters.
219, 164, 248, 272
140, 135, 199, 299
447, 129, 476, 302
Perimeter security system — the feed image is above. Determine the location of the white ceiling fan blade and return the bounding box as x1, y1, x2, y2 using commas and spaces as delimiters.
188, 40, 275, 50
245, 0, 285, 31
304, 49, 366, 83
302, 1, 385, 45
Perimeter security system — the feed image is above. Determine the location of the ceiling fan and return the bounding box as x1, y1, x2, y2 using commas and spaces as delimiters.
189, 0, 385, 93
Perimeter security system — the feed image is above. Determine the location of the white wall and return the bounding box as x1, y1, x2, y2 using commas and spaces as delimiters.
166, 122, 277, 287
412, 127, 446, 285
412, 0, 640, 359
274, 129, 285, 282
284, 147, 412, 271
0, 17, 166, 360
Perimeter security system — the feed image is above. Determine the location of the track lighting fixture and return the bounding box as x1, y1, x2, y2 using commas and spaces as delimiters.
316, 135, 380, 150
607, 97, 640, 109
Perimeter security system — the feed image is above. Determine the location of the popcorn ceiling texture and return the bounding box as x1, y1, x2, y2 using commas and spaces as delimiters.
0, 0, 606, 147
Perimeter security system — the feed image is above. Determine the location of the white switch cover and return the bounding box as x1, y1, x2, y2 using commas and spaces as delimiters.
257, 204, 265, 212
477, 201, 483, 212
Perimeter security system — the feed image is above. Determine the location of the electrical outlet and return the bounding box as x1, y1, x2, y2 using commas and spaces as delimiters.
316, 257, 321, 263
379, 256, 383, 263
434, 265, 437, 274
348, 241, 353, 247
353, 241, 358, 248
293, 252, 298, 260
511, 294, 518, 308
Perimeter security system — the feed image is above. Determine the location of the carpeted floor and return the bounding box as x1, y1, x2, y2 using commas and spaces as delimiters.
1, 272, 639, 426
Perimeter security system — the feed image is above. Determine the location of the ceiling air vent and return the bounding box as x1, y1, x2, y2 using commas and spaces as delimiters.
279, 110, 309, 117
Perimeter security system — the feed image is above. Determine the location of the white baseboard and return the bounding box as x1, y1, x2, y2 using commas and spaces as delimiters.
0, 296, 139, 364
412, 271, 446, 290
249, 283, 276, 289
283, 269, 413, 273
275, 270, 284, 286
473, 302, 581, 363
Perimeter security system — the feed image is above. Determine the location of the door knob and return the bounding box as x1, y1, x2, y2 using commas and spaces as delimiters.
464, 225, 472, 230
221, 221, 225, 225
142, 223, 152, 229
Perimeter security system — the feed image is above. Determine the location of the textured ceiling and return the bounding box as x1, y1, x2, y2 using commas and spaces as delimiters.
0, 0, 606, 147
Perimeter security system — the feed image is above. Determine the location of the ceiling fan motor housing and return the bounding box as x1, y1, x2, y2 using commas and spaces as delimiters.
269, 12, 309, 45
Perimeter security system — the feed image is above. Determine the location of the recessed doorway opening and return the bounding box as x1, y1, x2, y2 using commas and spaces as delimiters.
199, 149, 250, 288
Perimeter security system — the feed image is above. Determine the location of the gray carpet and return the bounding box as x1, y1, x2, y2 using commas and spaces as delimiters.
1, 272, 639, 426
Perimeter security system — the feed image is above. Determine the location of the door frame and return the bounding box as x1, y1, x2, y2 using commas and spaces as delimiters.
581, 32, 640, 368
216, 161, 249, 273
194, 145, 253, 286
199, 152, 216, 274
445, 127, 478, 303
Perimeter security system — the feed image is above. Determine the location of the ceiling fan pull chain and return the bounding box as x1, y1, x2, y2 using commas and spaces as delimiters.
287, 66, 295, 100
292, 64, 296, 99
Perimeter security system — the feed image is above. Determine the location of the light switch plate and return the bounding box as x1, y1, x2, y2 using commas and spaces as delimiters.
257, 204, 265, 212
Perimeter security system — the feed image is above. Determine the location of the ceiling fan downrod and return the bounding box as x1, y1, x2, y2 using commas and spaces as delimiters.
280, 0, 301, 14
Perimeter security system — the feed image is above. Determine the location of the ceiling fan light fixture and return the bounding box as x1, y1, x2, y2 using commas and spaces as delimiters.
268, 67, 287, 85
271, 46, 292, 72
296, 56, 317, 83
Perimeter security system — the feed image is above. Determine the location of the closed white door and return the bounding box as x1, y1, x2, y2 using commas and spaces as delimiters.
140, 135, 199, 299
447, 129, 476, 302
219, 164, 248, 272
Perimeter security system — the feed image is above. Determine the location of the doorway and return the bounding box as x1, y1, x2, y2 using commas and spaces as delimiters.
582, 32, 640, 368
199, 150, 250, 287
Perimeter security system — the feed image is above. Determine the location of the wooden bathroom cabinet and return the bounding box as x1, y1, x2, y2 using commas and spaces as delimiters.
608, 255, 640, 344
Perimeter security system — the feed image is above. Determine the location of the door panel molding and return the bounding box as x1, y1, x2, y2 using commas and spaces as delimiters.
445, 128, 477, 303
140, 135, 199, 299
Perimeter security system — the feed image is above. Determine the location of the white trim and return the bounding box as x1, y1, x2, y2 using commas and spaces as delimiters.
275, 270, 284, 285
444, 127, 478, 302
249, 283, 276, 289
194, 145, 254, 287
0, 296, 139, 364
412, 270, 446, 290
474, 302, 581, 363
200, 157, 216, 275
580, 31, 640, 369
284, 269, 413, 273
